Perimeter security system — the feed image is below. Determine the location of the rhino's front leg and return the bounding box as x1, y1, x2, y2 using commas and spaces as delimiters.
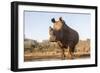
57, 41, 65, 60
67, 46, 73, 59
61, 48, 65, 60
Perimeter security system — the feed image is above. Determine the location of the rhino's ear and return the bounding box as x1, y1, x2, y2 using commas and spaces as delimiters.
59, 17, 63, 21
51, 18, 55, 23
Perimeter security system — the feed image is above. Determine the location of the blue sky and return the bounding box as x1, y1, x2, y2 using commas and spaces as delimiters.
24, 11, 91, 42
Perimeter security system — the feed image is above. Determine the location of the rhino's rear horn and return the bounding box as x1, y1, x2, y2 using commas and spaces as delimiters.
51, 18, 55, 23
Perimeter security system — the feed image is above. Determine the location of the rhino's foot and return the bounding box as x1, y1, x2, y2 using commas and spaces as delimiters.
61, 57, 65, 60
61, 55, 66, 60
67, 57, 74, 60
67, 53, 74, 60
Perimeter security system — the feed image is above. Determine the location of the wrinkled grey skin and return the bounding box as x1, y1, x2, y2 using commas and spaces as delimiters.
49, 17, 79, 59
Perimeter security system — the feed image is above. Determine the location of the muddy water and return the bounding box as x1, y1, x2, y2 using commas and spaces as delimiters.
24, 52, 90, 62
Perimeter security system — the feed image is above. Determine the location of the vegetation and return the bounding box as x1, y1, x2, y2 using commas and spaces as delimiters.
24, 38, 90, 61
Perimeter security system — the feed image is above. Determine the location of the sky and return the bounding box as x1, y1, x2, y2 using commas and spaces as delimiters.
24, 11, 91, 42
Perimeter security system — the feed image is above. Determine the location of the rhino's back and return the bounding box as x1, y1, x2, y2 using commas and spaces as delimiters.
61, 24, 79, 47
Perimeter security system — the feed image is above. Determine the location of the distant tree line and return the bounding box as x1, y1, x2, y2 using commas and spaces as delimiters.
24, 38, 90, 53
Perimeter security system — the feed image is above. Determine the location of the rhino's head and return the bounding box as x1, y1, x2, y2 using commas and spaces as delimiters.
49, 17, 64, 42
